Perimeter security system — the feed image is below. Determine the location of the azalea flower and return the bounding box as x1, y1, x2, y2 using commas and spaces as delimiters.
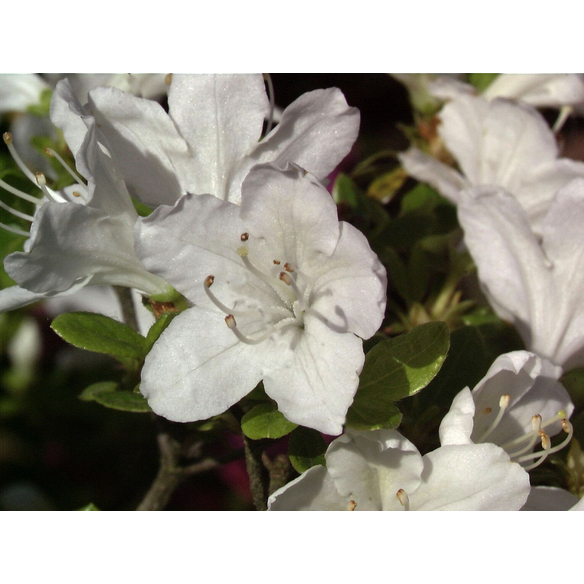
428, 73, 584, 110
0, 80, 171, 313
440, 351, 574, 472
83, 73, 360, 207
267, 428, 530, 511
457, 179, 584, 369
399, 94, 584, 230
135, 163, 387, 435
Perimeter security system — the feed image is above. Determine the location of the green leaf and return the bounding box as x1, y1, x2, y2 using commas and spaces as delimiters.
332, 173, 361, 208
80, 381, 151, 413
26, 89, 53, 117
78, 503, 100, 511
241, 403, 298, 440
561, 367, 584, 410
144, 312, 177, 353
469, 73, 499, 92
346, 322, 449, 430
51, 312, 147, 360
288, 427, 327, 473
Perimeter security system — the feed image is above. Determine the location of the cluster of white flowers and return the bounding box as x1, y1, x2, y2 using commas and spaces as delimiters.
1, 73, 582, 511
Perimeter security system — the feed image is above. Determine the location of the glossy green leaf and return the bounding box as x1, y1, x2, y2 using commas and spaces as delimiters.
51, 312, 147, 360
346, 322, 449, 430
288, 427, 327, 473
79, 381, 151, 413
241, 403, 298, 440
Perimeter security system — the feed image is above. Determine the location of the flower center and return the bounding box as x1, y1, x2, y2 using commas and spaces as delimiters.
203, 237, 310, 345
476, 393, 573, 471
0, 132, 88, 237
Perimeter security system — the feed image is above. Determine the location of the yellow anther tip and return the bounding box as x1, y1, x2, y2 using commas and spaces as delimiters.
3, 132, 12, 145
237, 246, 249, 257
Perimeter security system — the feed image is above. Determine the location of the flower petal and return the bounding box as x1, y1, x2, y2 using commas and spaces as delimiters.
522, 486, 581, 511
0, 285, 47, 312
0, 74, 50, 114
412, 443, 530, 510
267, 465, 348, 511
263, 315, 365, 435
439, 387, 475, 446
168, 74, 269, 201
139, 307, 284, 422
87, 86, 191, 207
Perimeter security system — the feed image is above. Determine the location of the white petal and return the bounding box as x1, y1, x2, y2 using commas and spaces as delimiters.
470, 351, 571, 446
484, 74, 584, 108
398, 148, 469, 204
5, 203, 167, 296
139, 307, 284, 422
522, 486, 580, 511
0, 74, 49, 114
457, 186, 551, 351
168, 74, 269, 201
87, 86, 191, 207
411, 443, 530, 510
427, 77, 476, 101
0, 285, 48, 312
263, 315, 364, 435
267, 465, 348, 511
325, 430, 424, 511
310, 220, 387, 340
231, 87, 359, 204
439, 387, 475, 446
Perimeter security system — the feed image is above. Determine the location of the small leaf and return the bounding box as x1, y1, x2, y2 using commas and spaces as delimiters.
241, 403, 297, 440
51, 312, 147, 360
332, 173, 361, 208
79, 381, 151, 413
144, 312, 177, 353
346, 322, 449, 430
78, 503, 100, 511
469, 73, 499, 92
288, 427, 327, 473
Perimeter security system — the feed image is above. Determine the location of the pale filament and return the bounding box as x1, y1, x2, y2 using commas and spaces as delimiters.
44, 147, 86, 187
517, 419, 573, 471
396, 489, 410, 511
477, 394, 510, 443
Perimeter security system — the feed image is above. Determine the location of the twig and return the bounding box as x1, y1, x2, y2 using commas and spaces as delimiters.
243, 436, 269, 511
113, 286, 139, 332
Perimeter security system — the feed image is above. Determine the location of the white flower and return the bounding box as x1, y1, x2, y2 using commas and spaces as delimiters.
428, 74, 584, 109
0, 80, 171, 313
457, 179, 584, 369
399, 94, 584, 231
267, 428, 530, 511
440, 351, 574, 472
135, 164, 387, 435
522, 487, 584, 511
84, 73, 360, 208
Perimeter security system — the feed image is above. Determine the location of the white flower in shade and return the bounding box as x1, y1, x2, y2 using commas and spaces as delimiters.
522, 487, 584, 511
427, 74, 584, 110
398, 94, 584, 231
457, 179, 584, 369
0, 82, 171, 313
267, 428, 530, 511
440, 351, 574, 472
135, 164, 387, 435
84, 73, 360, 208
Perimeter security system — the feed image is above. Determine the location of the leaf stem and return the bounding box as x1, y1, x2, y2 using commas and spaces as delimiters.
113, 286, 139, 332
243, 436, 270, 511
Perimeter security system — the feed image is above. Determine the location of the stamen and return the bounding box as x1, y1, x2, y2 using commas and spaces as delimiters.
72, 191, 81, 198
3, 132, 37, 184
44, 147, 86, 186
284, 263, 294, 273
165, 73, 173, 86
346, 500, 357, 511
240, 232, 249, 242
0, 222, 29, 237
477, 394, 510, 443
502, 414, 542, 452
35, 173, 61, 203
553, 105, 573, 134
0, 176, 43, 205
279, 271, 305, 310
224, 313, 298, 345
273, 260, 280, 265
396, 489, 410, 511
0, 199, 34, 222
518, 420, 573, 471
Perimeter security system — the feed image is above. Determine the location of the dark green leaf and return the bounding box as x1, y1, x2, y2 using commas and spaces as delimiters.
144, 312, 177, 353
241, 403, 298, 440
332, 173, 361, 208
51, 312, 147, 360
346, 322, 450, 430
79, 381, 119, 402
79, 381, 151, 413
288, 427, 328, 473
561, 368, 584, 410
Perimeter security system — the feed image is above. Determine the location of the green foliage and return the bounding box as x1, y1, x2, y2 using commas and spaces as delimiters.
241, 403, 298, 440
346, 322, 450, 430
51, 312, 147, 360
26, 89, 53, 117
79, 381, 151, 413
288, 427, 327, 473
468, 73, 499, 92
144, 312, 177, 353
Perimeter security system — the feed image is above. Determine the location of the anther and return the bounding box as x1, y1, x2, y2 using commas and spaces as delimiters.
499, 394, 511, 409
237, 246, 249, 257
44, 147, 54, 157
478, 394, 511, 443
225, 314, 236, 329
284, 263, 294, 273
3, 132, 12, 145
273, 260, 280, 265
396, 489, 410, 510
483, 407, 492, 415
205, 275, 215, 287
279, 272, 292, 285
240, 232, 249, 242
35, 173, 47, 187
165, 73, 173, 85
347, 500, 357, 511
540, 431, 551, 451
72, 191, 81, 198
